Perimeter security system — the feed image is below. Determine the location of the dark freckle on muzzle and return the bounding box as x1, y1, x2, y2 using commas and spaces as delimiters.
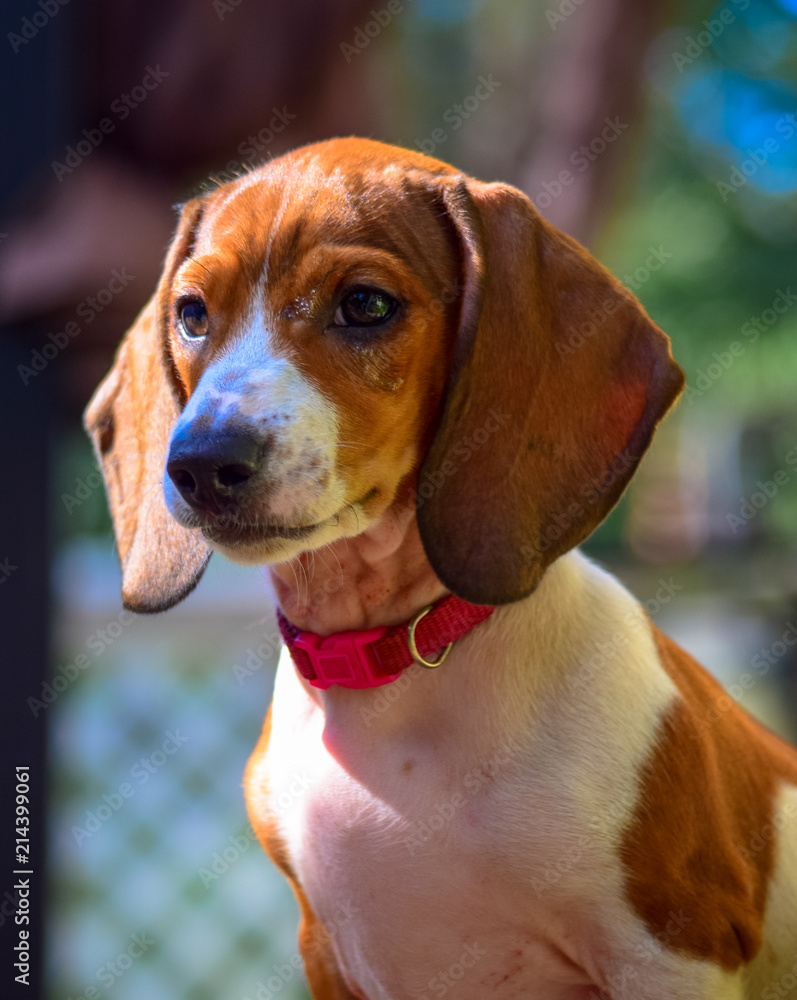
166, 425, 269, 516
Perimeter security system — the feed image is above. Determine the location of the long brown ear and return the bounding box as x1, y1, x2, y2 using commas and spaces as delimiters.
418, 180, 684, 605
84, 291, 210, 613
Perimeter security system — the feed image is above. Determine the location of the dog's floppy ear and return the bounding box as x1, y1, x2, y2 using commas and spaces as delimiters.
84, 200, 211, 613
418, 179, 684, 605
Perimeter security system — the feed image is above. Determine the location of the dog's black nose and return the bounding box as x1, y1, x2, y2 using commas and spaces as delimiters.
167, 430, 262, 514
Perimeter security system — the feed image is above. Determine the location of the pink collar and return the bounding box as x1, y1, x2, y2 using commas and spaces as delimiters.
277, 595, 495, 690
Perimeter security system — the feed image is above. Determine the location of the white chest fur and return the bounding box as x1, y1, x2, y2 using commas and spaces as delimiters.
254, 553, 745, 1000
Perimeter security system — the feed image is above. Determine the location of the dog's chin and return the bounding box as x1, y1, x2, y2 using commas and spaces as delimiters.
203, 524, 330, 565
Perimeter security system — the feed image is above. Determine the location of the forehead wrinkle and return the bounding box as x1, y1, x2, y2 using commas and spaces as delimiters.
258, 172, 357, 287
195, 184, 277, 287
260, 192, 414, 287
257, 162, 352, 279
195, 154, 448, 301
261, 183, 293, 288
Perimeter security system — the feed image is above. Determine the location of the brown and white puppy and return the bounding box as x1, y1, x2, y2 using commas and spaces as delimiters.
85, 138, 797, 1000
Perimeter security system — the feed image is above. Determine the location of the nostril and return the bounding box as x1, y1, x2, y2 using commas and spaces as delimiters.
216, 463, 255, 488
171, 468, 198, 493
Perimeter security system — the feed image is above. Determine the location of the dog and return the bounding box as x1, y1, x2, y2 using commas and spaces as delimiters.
85, 137, 797, 999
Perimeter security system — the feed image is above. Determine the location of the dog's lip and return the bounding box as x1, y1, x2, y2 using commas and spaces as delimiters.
201, 519, 322, 544
196, 487, 379, 547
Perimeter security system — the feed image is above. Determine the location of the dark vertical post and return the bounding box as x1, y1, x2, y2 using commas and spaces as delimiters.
0, 339, 52, 999
0, 4, 71, 995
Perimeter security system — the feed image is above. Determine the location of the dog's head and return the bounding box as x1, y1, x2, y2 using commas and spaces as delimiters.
84, 137, 683, 613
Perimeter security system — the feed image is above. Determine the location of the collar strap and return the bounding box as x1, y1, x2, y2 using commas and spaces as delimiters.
277, 595, 495, 690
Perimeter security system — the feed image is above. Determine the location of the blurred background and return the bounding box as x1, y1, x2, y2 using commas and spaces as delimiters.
2, 0, 797, 997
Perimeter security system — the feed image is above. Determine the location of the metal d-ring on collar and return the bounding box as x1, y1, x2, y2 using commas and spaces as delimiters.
407, 604, 453, 669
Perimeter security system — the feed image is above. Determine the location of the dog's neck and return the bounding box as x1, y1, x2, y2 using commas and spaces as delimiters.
269, 489, 448, 636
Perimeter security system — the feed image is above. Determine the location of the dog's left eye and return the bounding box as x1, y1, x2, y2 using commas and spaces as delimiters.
178, 299, 209, 340
334, 288, 397, 328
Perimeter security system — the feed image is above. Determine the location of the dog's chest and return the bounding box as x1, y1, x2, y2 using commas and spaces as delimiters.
257, 655, 619, 1000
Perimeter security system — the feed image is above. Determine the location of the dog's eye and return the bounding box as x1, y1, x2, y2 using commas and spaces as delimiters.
334, 288, 397, 327
178, 299, 209, 340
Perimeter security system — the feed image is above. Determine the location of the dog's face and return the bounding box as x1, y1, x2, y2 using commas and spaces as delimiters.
161, 148, 463, 566
85, 137, 684, 613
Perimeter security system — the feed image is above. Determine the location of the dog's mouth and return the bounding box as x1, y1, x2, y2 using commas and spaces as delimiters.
196, 487, 379, 549
201, 518, 323, 546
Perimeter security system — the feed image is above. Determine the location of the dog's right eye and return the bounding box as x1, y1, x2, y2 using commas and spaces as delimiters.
178, 299, 209, 340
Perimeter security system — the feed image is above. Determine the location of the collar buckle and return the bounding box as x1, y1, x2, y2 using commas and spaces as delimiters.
294, 625, 398, 690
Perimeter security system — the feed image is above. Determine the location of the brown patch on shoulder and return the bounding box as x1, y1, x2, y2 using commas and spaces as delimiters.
244, 706, 359, 1000
620, 625, 797, 969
